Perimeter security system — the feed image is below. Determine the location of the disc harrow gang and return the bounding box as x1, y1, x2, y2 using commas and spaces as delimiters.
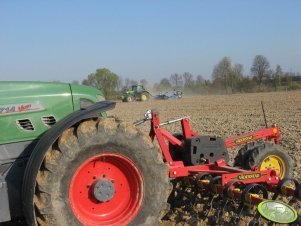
197, 175, 301, 224
134, 109, 301, 224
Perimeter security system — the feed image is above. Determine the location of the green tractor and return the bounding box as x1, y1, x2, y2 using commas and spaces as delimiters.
0, 81, 170, 226
121, 84, 151, 102
0, 81, 106, 224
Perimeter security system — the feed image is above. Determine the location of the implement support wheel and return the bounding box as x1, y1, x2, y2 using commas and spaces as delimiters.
260, 154, 286, 177
32, 118, 171, 226
234, 142, 293, 179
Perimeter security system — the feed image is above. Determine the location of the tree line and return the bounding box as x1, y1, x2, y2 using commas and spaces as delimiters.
81, 54, 301, 99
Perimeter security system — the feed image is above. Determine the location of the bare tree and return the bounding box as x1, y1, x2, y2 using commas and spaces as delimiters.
130, 79, 138, 86
140, 79, 148, 88
116, 76, 123, 92
274, 64, 283, 87
182, 72, 194, 89
124, 77, 138, 87
160, 78, 171, 88
170, 73, 183, 88
251, 55, 270, 86
195, 74, 205, 85
154, 78, 172, 91
229, 63, 243, 92
212, 57, 232, 93
82, 73, 98, 87
124, 77, 131, 87
71, 80, 79, 84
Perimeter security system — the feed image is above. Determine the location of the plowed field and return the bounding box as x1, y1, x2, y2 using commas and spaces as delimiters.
111, 90, 301, 225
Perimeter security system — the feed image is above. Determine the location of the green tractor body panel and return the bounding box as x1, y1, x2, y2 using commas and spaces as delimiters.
0, 81, 105, 222
0, 81, 104, 145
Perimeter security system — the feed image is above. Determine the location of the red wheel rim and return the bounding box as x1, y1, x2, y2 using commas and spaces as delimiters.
69, 153, 143, 226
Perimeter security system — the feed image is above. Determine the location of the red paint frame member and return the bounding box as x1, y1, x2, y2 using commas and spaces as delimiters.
149, 110, 281, 187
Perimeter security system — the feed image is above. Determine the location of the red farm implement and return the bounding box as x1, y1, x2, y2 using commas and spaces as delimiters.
134, 109, 301, 225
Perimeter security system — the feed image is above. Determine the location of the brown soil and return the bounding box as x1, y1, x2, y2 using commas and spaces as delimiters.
111, 90, 301, 226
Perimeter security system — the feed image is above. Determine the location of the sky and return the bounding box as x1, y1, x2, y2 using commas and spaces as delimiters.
0, 1, 300, 84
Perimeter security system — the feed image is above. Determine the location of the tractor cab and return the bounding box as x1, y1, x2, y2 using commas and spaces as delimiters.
132, 84, 144, 93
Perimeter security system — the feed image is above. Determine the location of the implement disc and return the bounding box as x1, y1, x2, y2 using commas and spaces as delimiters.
258, 200, 297, 224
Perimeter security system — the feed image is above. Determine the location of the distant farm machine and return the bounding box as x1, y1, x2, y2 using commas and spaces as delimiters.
155, 89, 183, 100
121, 84, 151, 102
0, 81, 300, 225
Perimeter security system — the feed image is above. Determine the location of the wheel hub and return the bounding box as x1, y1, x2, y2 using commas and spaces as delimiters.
93, 179, 115, 202
69, 153, 143, 225
141, 94, 147, 101
260, 155, 285, 178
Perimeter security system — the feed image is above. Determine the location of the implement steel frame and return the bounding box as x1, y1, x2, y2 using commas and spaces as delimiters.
149, 110, 281, 187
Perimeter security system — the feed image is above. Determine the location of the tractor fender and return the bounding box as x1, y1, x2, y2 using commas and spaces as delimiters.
22, 101, 116, 226
143, 90, 153, 96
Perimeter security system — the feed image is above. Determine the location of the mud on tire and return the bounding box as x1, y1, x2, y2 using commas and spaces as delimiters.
33, 117, 171, 226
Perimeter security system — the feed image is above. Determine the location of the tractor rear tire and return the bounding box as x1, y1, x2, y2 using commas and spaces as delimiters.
140, 92, 150, 101
33, 118, 171, 226
234, 142, 293, 179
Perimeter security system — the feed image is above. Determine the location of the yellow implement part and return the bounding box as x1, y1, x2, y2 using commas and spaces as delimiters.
260, 155, 286, 179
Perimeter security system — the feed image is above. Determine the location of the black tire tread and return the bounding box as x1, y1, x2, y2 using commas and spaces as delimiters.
233, 141, 263, 167
33, 117, 171, 226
